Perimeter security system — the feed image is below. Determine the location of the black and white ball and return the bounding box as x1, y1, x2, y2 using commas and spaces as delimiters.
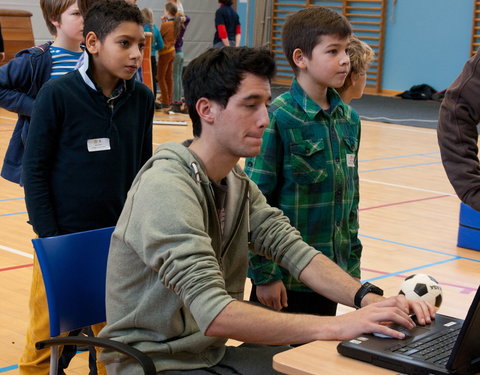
399, 274, 442, 308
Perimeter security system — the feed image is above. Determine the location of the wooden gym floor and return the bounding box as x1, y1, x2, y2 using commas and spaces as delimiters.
0, 107, 479, 374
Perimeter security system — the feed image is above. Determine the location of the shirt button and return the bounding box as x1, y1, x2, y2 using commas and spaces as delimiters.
336, 157, 340, 162
247, 161, 253, 167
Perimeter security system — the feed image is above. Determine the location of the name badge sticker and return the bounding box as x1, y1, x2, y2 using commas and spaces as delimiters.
346, 153, 355, 167
87, 138, 111, 152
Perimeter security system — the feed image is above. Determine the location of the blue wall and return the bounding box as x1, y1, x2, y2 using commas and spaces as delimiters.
382, 0, 472, 92
237, 0, 249, 46
241, 0, 474, 92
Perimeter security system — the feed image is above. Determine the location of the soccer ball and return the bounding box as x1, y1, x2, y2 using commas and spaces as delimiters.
399, 274, 442, 309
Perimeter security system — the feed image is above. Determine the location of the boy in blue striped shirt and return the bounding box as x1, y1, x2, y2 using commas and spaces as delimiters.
0, 0, 84, 185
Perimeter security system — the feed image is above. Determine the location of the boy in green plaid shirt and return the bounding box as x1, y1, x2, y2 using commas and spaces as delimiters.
245, 7, 360, 317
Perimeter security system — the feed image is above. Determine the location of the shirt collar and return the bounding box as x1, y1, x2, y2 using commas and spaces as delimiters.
78, 51, 126, 98
290, 78, 345, 119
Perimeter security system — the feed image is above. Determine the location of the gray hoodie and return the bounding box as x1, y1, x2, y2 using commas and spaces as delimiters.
100, 141, 319, 373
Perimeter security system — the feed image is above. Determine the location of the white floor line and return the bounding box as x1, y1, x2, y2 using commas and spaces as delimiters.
360, 178, 456, 196
0, 244, 33, 259
361, 116, 437, 123
362, 121, 436, 134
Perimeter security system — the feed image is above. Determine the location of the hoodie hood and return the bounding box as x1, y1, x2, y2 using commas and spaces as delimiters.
150, 140, 208, 185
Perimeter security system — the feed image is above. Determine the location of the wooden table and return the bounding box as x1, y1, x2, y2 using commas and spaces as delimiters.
273, 340, 397, 375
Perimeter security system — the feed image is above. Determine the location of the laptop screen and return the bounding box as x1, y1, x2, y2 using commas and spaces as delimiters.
447, 285, 480, 374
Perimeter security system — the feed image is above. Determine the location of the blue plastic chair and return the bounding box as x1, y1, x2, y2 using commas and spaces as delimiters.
32, 226, 156, 375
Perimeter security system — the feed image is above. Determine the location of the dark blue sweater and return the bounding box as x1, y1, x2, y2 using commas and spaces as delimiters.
0, 42, 53, 184
23, 69, 154, 237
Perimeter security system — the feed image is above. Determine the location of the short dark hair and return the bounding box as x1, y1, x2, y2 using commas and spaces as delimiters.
78, 0, 100, 17
219, 0, 233, 5
84, 0, 144, 41
282, 7, 351, 74
183, 47, 276, 137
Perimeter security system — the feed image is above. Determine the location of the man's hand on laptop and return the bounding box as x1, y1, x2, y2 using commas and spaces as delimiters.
336, 296, 416, 340
336, 295, 435, 340
361, 291, 435, 326
404, 295, 436, 325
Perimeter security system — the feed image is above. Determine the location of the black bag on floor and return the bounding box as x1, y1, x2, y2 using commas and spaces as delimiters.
397, 84, 437, 100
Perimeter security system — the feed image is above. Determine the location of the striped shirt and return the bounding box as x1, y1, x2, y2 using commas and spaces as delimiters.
244, 79, 362, 292
50, 47, 83, 80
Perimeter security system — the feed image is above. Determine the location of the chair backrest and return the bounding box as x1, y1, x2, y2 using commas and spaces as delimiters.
32, 227, 115, 337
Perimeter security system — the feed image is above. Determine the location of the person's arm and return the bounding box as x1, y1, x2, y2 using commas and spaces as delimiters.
0, 53, 36, 116
297, 247, 434, 325
437, 51, 480, 210
206, 296, 417, 344
247, 181, 435, 325
217, 25, 230, 47
245, 114, 286, 310
234, 24, 241, 47
23, 83, 61, 237
206, 246, 434, 344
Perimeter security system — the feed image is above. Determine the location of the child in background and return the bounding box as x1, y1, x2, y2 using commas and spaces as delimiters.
245, 7, 362, 321
171, 10, 190, 111
142, 7, 164, 100
167, 0, 184, 14
157, 2, 180, 110
213, 0, 241, 47
0, 0, 83, 185
337, 34, 374, 104
20, 1, 153, 374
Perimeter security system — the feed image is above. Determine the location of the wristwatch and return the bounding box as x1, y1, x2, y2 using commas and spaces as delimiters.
354, 282, 384, 308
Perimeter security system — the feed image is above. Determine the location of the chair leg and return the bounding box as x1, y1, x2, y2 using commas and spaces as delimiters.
49, 345, 59, 375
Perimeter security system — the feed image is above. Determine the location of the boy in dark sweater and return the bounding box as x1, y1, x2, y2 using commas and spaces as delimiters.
21, 0, 153, 373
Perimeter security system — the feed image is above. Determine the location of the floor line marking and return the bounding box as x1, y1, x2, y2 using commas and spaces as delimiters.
359, 178, 456, 196
0, 364, 17, 373
360, 161, 441, 173
0, 244, 33, 259
362, 121, 436, 134
0, 263, 33, 272
362, 257, 462, 283
361, 116, 437, 123
0, 211, 27, 217
360, 195, 451, 211
360, 268, 477, 294
359, 234, 480, 262
361, 152, 439, 163
0, 197, 24, 202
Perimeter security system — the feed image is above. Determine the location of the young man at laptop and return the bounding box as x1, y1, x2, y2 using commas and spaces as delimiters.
99, 46, 436, 375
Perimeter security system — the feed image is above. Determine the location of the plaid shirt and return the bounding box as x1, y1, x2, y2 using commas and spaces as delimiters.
245, 79, 362, 292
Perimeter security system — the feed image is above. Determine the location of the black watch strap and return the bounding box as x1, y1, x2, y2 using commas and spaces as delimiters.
354, 282, 384, 308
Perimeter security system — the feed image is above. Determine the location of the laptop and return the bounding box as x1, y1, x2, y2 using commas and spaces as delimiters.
337, 285, 480, 375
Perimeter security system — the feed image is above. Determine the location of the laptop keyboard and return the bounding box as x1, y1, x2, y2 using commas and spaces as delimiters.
389, 326, 462, 366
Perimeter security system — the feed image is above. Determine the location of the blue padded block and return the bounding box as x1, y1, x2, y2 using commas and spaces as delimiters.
457, 203, 480, 251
